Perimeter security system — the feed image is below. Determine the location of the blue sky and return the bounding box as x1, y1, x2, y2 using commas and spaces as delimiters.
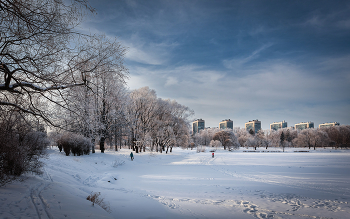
84, 0, 350, 129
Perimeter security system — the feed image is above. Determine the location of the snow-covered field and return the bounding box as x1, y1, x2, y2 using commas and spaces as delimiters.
1, 147, 350, 219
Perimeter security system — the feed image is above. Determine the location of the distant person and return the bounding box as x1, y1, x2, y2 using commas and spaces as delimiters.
130, 152, 134, 161
212, 152, 214, 158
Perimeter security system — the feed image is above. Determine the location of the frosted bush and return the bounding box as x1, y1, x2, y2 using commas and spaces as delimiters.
0, 116, 48, 185
57, 133, 92, 156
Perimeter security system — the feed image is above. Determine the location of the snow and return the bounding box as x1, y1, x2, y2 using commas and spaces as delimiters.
1, 147, 350, 219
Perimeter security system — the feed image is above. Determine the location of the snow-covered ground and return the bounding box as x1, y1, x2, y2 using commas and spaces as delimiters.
1, 147, 350, 219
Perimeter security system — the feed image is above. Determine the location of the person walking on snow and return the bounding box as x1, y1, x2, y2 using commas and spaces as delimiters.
212, 152, 214, 158
130, 152, 134, 161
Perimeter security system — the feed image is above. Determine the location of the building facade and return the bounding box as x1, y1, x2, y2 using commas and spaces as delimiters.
245, 120, 261, 133
295, 121, 314, 130
319, 122, 340, 128
219, 119, 233, 129
270, 120, 288, 131
192, 119, 205, 134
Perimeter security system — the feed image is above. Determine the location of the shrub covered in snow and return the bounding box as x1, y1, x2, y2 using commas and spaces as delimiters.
56, 133, 92, 156
0, 112, 48, 185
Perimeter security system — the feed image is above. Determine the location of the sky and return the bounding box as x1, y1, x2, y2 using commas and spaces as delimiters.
84, 0, 350, 130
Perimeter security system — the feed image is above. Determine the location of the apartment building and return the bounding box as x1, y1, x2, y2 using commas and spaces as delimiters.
219, 119, 233, 129
270, 120, 288, 131
245, 119, 261, 133
295, 121, 314, 130
192, 119, 205, 134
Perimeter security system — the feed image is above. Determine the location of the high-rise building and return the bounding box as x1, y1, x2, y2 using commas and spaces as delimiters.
245, 119, 261, 133
192, 119, 205, 134
319, 122, 340, 128
295, 121, 314, 130
270, 120, 288, 131
219, 119, 233, 129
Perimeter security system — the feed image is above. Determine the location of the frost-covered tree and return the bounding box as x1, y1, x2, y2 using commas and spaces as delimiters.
127, 87, 158, 152
54, 36, 128, 153
265, 128, 297, 148
212, 129, 239, 150
150, 98, 192, 153
323, 125, 350, 148
209, 140, 222, 150
0, 0, 103, 125
280, 131, 285, 145
256, 130, 268, 149
310, 129, 329, 149
243, 137, 257, 148
126, 87, 193, 153
236, 128, 251, 147
193, 127, 220, 146
292, 128, 330, 150
293, 129, 312, 149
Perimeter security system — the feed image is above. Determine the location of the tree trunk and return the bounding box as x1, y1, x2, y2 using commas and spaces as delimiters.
91, 138, 95, 153
119, 135, 122, 150
100, 137, 105, 153
132, 137, 136, 151
114, 125, 118, 151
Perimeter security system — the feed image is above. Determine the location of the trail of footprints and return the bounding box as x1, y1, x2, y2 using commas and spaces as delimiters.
147, 190, 349, 219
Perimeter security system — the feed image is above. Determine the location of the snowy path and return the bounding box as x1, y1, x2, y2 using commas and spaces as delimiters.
30, 184, 52, 219
1, 147, 350, 219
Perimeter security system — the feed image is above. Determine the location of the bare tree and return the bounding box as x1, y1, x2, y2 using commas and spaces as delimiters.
126, 87, 193, 153
0, 0, 121, 126
192, 127, 220, 146
212, 129, 238, 150
323, 126, 347, 148
127, 87, 158, 152
55, 36, 128, 153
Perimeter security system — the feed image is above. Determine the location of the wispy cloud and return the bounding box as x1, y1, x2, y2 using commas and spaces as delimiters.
121, 34, 180, 65
301, 5, 350, 30
304, 16, 324, 27
165, 76, 179, 86
223, 43, 274, 69
125, 46, 164, 65
337, 19, 350, 29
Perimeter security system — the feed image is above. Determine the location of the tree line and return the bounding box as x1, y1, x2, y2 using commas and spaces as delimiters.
191, 125, 350, 151
52, 86, 193, 154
